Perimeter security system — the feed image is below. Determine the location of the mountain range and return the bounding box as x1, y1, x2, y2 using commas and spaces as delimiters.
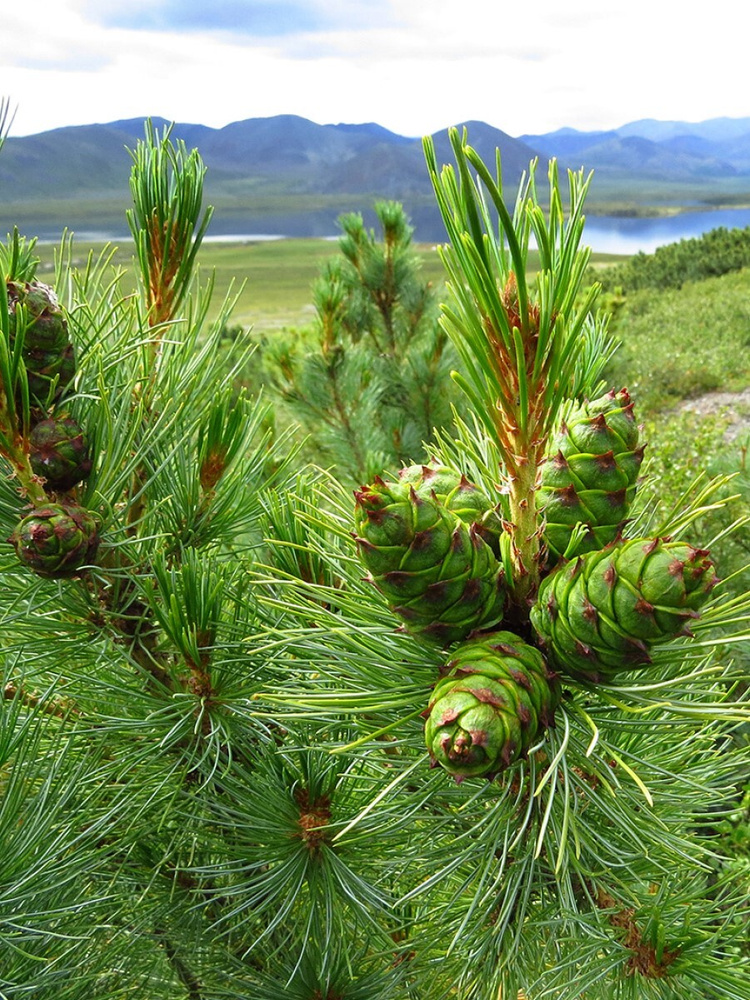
520, 118, 750, 178
2, 114, 750, 240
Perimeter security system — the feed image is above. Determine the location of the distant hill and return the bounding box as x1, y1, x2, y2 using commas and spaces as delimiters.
0, 115, 538, 203
2, 114, 750, 240
616, 117, 750, 142
520, 117, 750, 180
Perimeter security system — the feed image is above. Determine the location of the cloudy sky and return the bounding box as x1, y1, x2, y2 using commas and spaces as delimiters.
3, 0, 747, 139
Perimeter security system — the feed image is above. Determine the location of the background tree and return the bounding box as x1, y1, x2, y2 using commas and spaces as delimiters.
263, 200, 461, 483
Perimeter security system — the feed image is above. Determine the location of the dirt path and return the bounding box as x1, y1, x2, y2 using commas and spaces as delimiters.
675, 387, 750, 442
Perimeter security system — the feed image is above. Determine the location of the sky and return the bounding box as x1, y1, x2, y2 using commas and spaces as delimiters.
2, 0, 748, 140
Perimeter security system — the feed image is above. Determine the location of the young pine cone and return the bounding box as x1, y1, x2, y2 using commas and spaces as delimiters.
29, 417, 92, 492
10, 503, 100, 578
530, 538, 718, 682
424, 630, 560, 781
537, 389, 644, 563
354, 471, 506, 647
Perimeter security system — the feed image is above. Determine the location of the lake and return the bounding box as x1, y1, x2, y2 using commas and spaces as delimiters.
160, 205, 750, 256
16, 206, 750, 257
580, 207, 750, 255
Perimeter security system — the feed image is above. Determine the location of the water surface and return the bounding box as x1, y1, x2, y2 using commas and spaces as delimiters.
14, 206, 750, 256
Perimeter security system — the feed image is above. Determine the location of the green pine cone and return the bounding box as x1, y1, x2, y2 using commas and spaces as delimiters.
538, 389, 644, 562
7, 281, 76, 405
10, 503, 100, 578
23, 342, 76, 405
56, 342, 76, 397
7, 281, 70, 355
397, 463, 503, 554
530, 537, 719, 682
424, 630, 560, 780
30, 417, 92, 491
354, 473, 506, 646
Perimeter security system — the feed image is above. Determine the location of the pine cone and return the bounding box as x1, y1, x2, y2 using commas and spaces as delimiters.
7, 281, 69, 354
7, 281, 76, 405
56, 342, 76, 398
530, 538, 719, 682
30, 417, 92, 491
424, 630, 560, 780
398, 463, 503, 554
10, 503, 100, 578
354, 473, 506, 646
538, 389, 644, 562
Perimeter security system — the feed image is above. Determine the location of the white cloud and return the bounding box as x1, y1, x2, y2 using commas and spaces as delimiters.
2, 0, 748, 140
1, 5, 110, 71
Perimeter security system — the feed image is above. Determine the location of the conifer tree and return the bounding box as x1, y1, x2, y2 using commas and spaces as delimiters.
264, 201, 460, 483
0, 115, 747, 1000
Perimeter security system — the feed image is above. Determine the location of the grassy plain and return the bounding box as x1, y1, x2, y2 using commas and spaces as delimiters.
34, 236, 453, 332
605, 268, 750, 412
33, 235, 625, 334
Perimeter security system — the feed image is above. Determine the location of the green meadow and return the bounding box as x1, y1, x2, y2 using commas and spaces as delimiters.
33, 235, 624, 333
33, 236, 450, 331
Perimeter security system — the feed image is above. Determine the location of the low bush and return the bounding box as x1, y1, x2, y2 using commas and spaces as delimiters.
601, 224, 750, 292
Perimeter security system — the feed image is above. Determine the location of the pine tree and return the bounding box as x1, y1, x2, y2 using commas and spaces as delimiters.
263, 201, 461, 484
0, 116, 748, 1000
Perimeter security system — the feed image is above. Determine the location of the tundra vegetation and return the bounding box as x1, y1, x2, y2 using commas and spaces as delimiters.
0, 105, 748, 1000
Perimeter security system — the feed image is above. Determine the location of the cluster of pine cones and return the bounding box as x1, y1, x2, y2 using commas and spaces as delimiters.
4, 280, 99, 577
354, 390, 719, 781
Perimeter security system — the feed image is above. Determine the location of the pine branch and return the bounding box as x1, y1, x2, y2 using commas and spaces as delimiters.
155, 928, 204, 1000
423, 129, 599, 603
127, 120, 213, 334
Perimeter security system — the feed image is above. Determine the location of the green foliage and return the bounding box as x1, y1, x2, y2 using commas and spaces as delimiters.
604, 268, 750, 412
601, 225, 750, 293
0, 227, 39, 283
0, 117, 748, 1000
262, 200, 461, 484
127, 119, 213, 327
641, 412, 750, 597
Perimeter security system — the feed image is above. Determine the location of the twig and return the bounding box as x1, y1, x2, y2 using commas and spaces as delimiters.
3, 681, 79, 718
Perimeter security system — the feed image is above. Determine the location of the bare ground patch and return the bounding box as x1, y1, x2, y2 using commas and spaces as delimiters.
675, 387, 750, 442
